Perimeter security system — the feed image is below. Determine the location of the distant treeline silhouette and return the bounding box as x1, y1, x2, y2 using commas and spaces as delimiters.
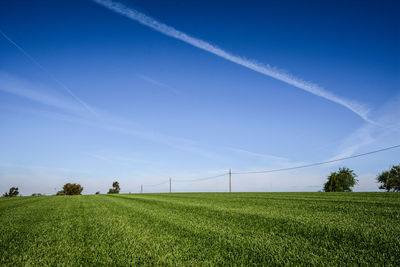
2, 164, 399, 197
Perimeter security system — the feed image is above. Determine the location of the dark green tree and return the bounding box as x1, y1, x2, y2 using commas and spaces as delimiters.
323, 167, 358, 192
2, 187, 19, 197
108, 181, 120, 194
377, 164, 400, 192
57, 183, 83, 195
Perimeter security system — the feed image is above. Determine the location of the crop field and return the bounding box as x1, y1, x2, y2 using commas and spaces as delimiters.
0, 192, 399, 266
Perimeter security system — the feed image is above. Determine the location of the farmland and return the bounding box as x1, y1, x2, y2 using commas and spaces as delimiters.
0, 192, 399, 265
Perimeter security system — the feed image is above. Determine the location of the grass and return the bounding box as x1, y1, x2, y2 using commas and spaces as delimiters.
0, 192, 399, 266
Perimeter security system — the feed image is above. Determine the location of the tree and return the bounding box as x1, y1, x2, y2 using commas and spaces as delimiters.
108, 181, 120, 194
2, 187, 19, 197
95, 191, 100, 195
323, 167, 358, 192
377, 164, 400, 192
57, 183, 83, 195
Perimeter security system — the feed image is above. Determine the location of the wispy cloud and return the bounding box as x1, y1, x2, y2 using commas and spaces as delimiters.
92, 0, 371, 122
85, 152, 163, 166
0, 30, 96, 115
0, 72, 85, 114
0, 72, 219, 160
328, 93, 400, 162
0, 162, 89, 174
228, 147, 289, 162
326, 126, 375, 162
137, 74, 178, 94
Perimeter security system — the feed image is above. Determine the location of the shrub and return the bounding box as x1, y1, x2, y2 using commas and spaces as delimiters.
57, 183, 83, 195
3, 187, 19, 197
108, 181, 120, 194
323, 167, 358, 192
377, 164, 400, 192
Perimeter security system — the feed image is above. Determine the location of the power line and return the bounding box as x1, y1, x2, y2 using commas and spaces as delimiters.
173, 173, 228, 183
143, 179, 170, 187
232, 144, 400, 175
140, 174, 228, 193
140, 144, 400, 190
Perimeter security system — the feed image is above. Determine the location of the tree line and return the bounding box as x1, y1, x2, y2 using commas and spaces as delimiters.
2, 181, 121, 197
54, 181, 120, 195
323, 164, 400, 192
2, 164, 400, 197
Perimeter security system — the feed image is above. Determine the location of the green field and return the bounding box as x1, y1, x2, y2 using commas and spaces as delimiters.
1, 193, 399, 266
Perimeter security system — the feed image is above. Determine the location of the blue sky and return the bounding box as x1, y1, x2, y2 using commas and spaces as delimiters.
0, 0, 399, 195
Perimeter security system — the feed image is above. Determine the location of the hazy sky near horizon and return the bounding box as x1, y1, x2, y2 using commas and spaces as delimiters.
0, 0, 399, 195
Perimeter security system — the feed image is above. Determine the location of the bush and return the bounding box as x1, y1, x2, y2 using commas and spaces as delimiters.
323, 167, 358, 192
108, 181, 120, 194
3, 187, 19, 197
377, 164, 400, 192
57, 183, 83, 195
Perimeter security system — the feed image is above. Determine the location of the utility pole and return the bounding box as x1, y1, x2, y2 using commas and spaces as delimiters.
169, 177, 172, 193
141, 184, 143, 193
229, 168, 231, 193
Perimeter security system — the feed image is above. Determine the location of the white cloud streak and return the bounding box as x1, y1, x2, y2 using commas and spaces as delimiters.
227, 147, 289, 162
0, 72, 85, 114
327, 93, 400, 162
92, 0, 371, 122
137, 74, 179, 94
0, 72, 220, 161
0, 30, 96, 116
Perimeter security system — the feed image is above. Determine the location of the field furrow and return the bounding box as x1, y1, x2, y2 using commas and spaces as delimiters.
0, 193, 399, 266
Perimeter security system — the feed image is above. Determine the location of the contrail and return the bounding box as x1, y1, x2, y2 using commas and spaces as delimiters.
0, 30, 97, 116
92, 0, 371, 123
137, 74, 179, 94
